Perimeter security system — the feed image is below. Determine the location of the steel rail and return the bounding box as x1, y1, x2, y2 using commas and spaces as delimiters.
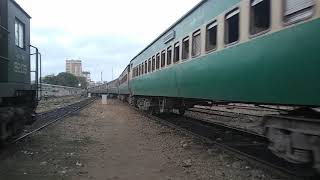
214, 104, 290, 113
12, 98, 96, 143
186, 110, 265, 138
189, 107, 265, 118
131, 106, 318, 180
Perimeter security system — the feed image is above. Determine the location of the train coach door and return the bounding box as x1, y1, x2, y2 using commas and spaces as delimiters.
128, 64, 132, 94
0, 0, 8, 82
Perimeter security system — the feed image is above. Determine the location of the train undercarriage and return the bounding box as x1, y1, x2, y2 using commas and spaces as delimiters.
125, 95, 320, 173
263, 110, 320, 173
0, 91, 37, 142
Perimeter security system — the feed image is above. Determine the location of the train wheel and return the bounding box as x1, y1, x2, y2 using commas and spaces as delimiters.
263, 115, 320, 173
178, 108, 185, 116
0, 108, 14, 142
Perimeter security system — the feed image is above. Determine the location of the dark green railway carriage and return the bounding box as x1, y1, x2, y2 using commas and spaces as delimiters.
130, 0, 320, 107
118, 65, 130, 101
123, 0, 320, 172
0, 0, 39, 141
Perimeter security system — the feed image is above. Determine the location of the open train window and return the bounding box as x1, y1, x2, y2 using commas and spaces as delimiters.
142, 63, 144, 75
167, 46, 172, 65
284, 0, 314, 24
156, 53, 160, 70
152, 56, 155, 71
250, 0, 270, 35
145, 61, 148, 74
161, 50, 166, 68
182, 37, 190, 60
148, 58, 151, 72
192, 30, 201, 57
15, 19, 25, 49
138, 65, 141, 76
206, 21, 217, 52
225, 8, 240, 45
174, 42, 180, 63
133, 68, 135, 78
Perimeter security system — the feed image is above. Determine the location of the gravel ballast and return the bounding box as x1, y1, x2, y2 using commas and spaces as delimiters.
0, 99, 284, 180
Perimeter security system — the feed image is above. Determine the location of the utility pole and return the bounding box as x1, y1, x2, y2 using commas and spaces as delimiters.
101, 71, 103, 82
112, 67, 114, 80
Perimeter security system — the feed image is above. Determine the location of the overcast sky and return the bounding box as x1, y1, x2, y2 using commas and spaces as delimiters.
15, 0, 201, 82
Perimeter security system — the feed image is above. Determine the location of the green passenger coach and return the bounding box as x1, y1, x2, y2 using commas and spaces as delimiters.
130, 0, 320, 107
121, 0, 320, 173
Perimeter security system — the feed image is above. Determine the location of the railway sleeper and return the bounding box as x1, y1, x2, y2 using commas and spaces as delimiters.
263, 115, 320, 173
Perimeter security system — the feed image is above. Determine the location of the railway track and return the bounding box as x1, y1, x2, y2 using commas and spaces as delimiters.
216, 104, 290, 113
190, 106, 266, 118
135, 106, 318, 179
11, 97, 96, 144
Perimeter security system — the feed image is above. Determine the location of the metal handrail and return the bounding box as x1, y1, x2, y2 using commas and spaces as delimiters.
0, 24, 9, 33
30, 45, 42, 101
0, 25, 9, 61
0, 55, 9, 61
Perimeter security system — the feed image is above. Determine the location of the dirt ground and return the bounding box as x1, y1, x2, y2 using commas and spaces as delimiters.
0, 99, 284, 180
37, 96, 86, 113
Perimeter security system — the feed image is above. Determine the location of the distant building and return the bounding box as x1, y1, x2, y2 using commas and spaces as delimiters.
82, 71, 91, 82
66, 60, 82, 77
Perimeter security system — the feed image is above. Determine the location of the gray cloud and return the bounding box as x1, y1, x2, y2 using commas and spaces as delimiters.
31, 28, 146, 81
16, 0, 201, 82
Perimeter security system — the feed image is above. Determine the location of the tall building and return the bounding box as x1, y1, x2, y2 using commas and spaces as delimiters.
82, 71, 91, 82
66, 60, 82, 77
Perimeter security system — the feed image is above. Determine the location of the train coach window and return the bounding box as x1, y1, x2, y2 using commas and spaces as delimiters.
138, 65, 141, 76
152, 56, 155, 71
192, 30, 201, 57
145, 61, 148, 74
167, 46, 172, 65
250, 0, 270, 35
148, 58, 151, 72
141, 64, 144, 75
133, 68, 135, 78
284, 0, 314, 24
156, 53, 160, 70
15, 19, 25, 49
161, 50, 166, 68
182, 37, 190, 60
225, 8, 240, 45
174, 42, 180, 63
206, 21, 217, 52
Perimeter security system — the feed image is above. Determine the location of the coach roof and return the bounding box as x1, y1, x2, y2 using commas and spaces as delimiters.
129, 0, 207, 63
10, 0, 31, 18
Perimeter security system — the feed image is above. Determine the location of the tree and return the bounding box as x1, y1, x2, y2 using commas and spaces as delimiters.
55, 72, 79, 87
42, 74, 58, 85
78, 76, 88, 89
42, 72, 87, 89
